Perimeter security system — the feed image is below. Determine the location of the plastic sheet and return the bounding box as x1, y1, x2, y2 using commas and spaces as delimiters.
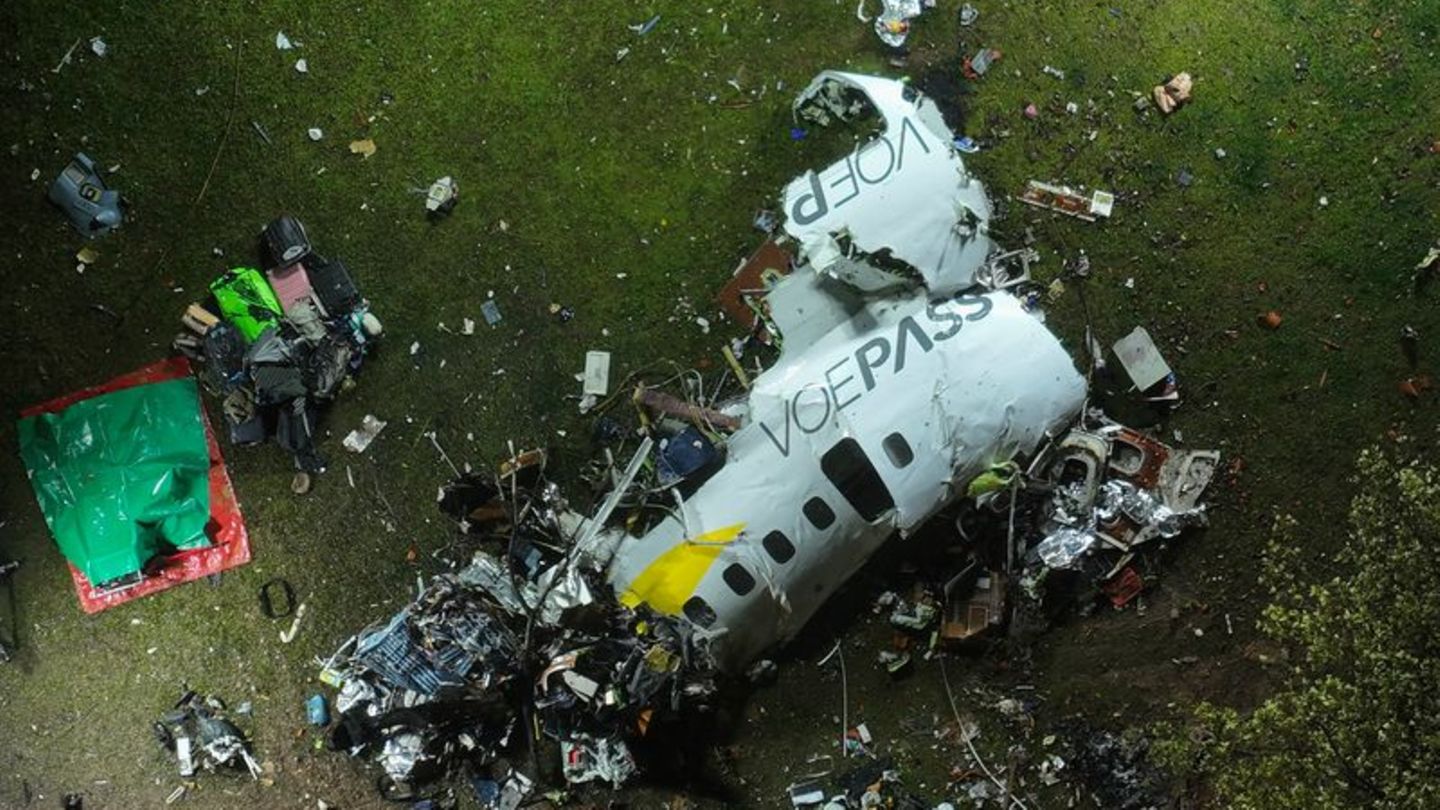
18, 357, 251, 613
19, 373, 211, 585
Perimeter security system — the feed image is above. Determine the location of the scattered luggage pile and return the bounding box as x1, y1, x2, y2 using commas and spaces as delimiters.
173, 215, 382, 474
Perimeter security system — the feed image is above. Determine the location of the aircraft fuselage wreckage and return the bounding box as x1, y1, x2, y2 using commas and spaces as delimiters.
583, 72, 1090, 670
324, 72, 1217, 797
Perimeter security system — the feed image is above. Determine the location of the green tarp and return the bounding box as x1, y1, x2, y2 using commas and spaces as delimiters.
17, 377, 212, 585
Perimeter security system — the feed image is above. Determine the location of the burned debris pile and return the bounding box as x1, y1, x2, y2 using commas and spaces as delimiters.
152, 691, 261, 783
173, 215, 382, 475
316, 449, 720, 802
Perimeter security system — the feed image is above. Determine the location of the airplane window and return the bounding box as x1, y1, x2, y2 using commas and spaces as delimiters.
804, 497, 835, 530
821, 437, 896, 521
883, 432, 914, 468
683, 595, 717, 628
723, 563, 756, 596
763, 530, 795, 563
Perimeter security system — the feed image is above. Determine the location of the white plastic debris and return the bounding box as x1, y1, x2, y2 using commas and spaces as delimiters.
1089, 189, 1116, 218
461, 318, 476, 335
343, 415, 388, 453
425, 176, 457, 212
89, 37, 108, 58
582, 351, 612, 397
275, 31, 293, 50
279, 602, 308, 643
307, 127, 323, 141
1112, 326, 1172, 391
295, 58, 308, 74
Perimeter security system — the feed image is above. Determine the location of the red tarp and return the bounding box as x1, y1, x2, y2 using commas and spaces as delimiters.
20, 357, 250, 613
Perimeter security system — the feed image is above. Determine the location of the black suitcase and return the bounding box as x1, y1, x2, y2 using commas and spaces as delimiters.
306, 253, 362, 317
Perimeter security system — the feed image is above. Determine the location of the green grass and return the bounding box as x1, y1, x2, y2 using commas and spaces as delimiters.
0, 0, 1438, 807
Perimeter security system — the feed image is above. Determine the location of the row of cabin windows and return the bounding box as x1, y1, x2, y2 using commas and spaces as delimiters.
682, 432, 913, 628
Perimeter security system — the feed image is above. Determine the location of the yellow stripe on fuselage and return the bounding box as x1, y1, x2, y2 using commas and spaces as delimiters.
618, 522, 747, 614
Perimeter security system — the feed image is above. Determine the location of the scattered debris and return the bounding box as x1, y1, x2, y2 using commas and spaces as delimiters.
1018, 180, 1113, 221
306, 693, 329, 726
307, 127, 323, 141
582, 351, 611, 397
1415, 243, 1440, 288
629, 14, 661, 36
1112, 327, 1175, 397
258, 578, 296, 619
1399, 375, 1432, 400
480, 299, 502, 326
343, 415, 388, 453
857, 0, 924, 48
48, 154, 124, 236
959, 3, 979, 26
279, 600, 309, 642
1020, 422, 1218, 616
1152, 72, 1193, 115
941, 567, 1006, 644
294, 58, 308, 74
964, 47, 1001, 79
425, 176, 459, 215
52, 38, 81, 73
153, 691, 261, 780
752, 208, 778, 233
1259, 310, 1283, 330
349, 138, 377, 158
89, 37, 108, 58
275, 31, 293, 50
320, 456, 718, 798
